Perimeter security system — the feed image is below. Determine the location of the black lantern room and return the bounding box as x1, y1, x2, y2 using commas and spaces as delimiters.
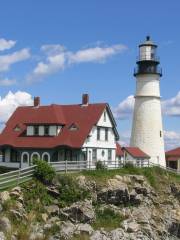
134, 36, 162, 76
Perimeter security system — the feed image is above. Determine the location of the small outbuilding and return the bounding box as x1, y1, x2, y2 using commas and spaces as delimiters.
166, 147, 180, 170
122, 147, 150, 167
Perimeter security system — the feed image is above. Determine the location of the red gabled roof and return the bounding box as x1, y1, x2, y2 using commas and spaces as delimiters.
122, 147, 150, 158
0, 103, 113, 149
166, 147, 180, 158
116, 142, 123, 156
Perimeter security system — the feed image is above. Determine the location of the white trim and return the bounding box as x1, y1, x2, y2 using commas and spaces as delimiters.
42, 152, 50, 163
21, 152, 29, 163
31, 152, 40, 161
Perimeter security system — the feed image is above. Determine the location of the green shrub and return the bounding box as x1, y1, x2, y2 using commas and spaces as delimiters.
95, 161, 106, 170
57, 175, 90, 206
22, 180, 53, 213
34, 159, 56, 184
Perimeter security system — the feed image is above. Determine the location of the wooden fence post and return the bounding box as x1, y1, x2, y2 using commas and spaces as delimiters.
65, 160, 67, 173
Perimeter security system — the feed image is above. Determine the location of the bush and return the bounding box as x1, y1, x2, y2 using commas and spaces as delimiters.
95, 161, 106, 170
124, 161, 135, 169
57, 175, 90, 206
34, 159, 56, 184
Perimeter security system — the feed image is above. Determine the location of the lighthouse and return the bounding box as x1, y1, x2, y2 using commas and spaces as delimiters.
130, 36, 166, 166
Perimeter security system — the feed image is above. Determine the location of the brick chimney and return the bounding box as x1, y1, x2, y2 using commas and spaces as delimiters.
82, 94, 89, 106
34, 97, 40, 107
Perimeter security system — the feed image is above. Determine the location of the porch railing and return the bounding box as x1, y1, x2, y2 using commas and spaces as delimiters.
0, 165, 36, 190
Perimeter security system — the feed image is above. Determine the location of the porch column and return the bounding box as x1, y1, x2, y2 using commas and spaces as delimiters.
177, 159, 180, 172
5, 148, 11, 162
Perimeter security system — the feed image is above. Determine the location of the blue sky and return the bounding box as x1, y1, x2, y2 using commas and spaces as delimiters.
0, 0, 180, 149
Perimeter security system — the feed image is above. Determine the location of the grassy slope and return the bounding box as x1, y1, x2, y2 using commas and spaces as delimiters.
1, 166, 180, 239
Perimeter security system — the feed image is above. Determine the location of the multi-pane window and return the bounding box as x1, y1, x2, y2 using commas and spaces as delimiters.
92, 149, 97, 162
97, 127, 100, 140
34, 126, 39, 136
44, 126, 49, 136
105, 128, 108, 141
108, 149, 112, 162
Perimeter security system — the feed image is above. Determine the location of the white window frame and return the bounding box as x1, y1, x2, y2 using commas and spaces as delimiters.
31, 152, 40, 162
42, 152, 50, 162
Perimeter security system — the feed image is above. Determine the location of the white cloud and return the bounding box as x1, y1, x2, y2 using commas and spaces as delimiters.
0, 38, 16, 51
27, 43, 127, 83
0, 91, 33, 129
0, 48, 30, 72
113, 95, 134, 120
41, 44, 66, 56
162, 91, 180, 116
0, 78, 17, 86
68, 44, 127, 64
164, 130, 180, 150
114, 91, 180, 120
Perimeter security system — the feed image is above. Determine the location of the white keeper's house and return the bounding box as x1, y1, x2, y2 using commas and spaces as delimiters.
0, 94, 124, 169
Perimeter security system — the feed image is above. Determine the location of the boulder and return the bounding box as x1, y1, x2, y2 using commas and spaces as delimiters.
97, 183, 129, 205
134, 183, 149, 196
29, 224, 44, 240
60, 200, 95, 223
0, 217, 11, 232
129, 175, 145, 184
46, 186, 60, 198
0, 232, 5, 240
110, 228, 128, 240
46, 205, 59, 216
127, 222, 139, 233
41, 213, 48, 222
75, 223, 94, 235
60, 221, 76, 240
90, 230, 111, 240
0, 191, 10, 203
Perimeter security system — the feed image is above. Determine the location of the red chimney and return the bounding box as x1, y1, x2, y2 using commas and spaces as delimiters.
34, 97, 40, 107
82, 94, 89, 106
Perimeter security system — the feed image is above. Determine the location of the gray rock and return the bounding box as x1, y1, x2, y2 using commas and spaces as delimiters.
29, 223, 44, 240
90, 230, 111, 240
0, 217, 11, 232
60, 200, 95, 223
60, 221, 76, 240
127, 222, 139, 233
0, 191, 10, 203
0, 232, 5, 240
75, 223, 94, 235
97, 183, 129, 206
46, 205, 60, 216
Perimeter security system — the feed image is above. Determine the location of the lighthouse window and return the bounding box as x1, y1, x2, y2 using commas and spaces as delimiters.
160, 131, 162, 137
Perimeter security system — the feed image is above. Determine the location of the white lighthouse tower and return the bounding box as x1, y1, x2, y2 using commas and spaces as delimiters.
130, 36, 166, 166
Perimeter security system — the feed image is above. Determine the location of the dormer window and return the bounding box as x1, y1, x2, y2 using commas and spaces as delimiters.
44, 126, 49, 136
34, 126, 39, 136
69, 123, 78, 131
14, 125, 21, 132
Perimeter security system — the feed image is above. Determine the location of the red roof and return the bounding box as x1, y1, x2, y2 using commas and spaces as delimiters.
122, 147, 150, 158
0, 103, 118, 149
166, 147, 180, 158
116, 142, 123, 156
166, 156, 179, 161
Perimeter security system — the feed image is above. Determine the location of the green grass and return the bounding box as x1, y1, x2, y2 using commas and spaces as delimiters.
56, 175, 91, 207
92, 207, 124, 231
22, 179, 54, 214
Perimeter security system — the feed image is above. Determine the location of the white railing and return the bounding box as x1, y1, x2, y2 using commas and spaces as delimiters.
149, 162, 180, 175
0, 165, 36, 190
0, 159, 179, 191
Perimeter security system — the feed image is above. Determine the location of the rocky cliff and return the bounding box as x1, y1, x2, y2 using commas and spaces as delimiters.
0, 167, 180, 240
